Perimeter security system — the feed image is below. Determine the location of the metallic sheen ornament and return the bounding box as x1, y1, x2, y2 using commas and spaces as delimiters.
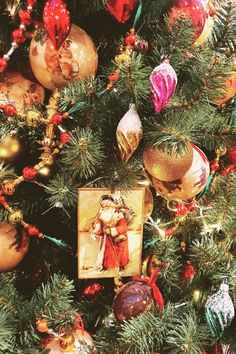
205, 283, 235, 338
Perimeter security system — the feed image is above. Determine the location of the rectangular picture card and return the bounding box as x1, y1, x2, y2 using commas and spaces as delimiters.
78, 188, 144, 279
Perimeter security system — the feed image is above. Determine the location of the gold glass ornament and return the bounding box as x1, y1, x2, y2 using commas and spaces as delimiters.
194, 15, 214, 47
59, 333, 75, 352
0, 222, 28, 272
36, 318, 49, 333
1, 179, 16, 195
0, 71, 45, 114
26, 110, 42, 127
0, 135, 21, 162
143, 142, 194, 182
8, 209, 23, 224
30, 25, 98, 90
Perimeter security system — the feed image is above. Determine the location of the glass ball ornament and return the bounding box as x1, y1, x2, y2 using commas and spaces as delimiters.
0, 134, 22, 162
0, 71, 45, 114
0, 222, 29, 272
151, 145, 210, 201
30, 25, 98, 90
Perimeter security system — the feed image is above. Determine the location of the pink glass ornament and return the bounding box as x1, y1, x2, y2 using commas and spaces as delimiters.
43, 0, 71, 51
150, 59, 177, 113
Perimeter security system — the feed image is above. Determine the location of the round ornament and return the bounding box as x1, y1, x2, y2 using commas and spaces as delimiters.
213, 74, 236, 105
30, 25, 98, 90
44, 329, 96, 353
194, 15, 215, 46
167, 0, 207, 40
143, 142, 193, 182
113, 281, 155, 322
0, 222, 29, 272
151, 145, 210, 201
0, 134, 22, 162
0, 71, 45, 114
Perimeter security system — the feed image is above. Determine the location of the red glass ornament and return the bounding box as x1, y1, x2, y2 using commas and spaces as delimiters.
60, 132, 70, 144
12, 28, 26, 44
181, 261, 195, 283
43, 0, 71, 50
106, 0, 139, 23
167, 0, 206, 40
50, 113, 63, 125
28, 225, 40, 237
0, 58, 8, 73
228, 146, 236, 162
23, 166, 37, 181
27, 0, 37, 6
0, 195, 7, 207
19, 10, 32, 26
3, 104, 17, 116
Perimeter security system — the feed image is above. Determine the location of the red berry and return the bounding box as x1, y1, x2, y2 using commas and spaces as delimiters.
23, 166, 37, 181
0, 195, 7, 207
50, 113, 63, 125
12, 28, 25, 44
166, 228, 174, 236
0, 58, 8, 73
211, 161, 220, 172
60, 132, 70, 144
28, 225, 40, 237
175, 203, 188, 216
125, 34, 136, 47
3, 104, 17, 116
19, 10, 32, 25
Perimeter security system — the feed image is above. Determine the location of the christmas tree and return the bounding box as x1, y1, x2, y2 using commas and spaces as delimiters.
0, 0, 235, 353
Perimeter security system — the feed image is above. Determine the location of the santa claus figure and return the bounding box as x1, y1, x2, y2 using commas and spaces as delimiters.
90, 194, 135, 273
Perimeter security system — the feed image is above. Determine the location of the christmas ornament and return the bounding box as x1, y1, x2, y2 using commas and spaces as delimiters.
0, 222, 28, 272
43, 0, 70, 51
151, 145, 210, 201
30, 25, 98, 90
106, 0, 139, 23
134, 36, 149, 54
150, 59, 177, 113
143, 142, 193, 182
205, 283, 235, 338
214, 74, 236, 105
113, 270, 164, 322
181, 261, 195, 283
44, 329, 96, 353
194, 14, 215, 46
0, 71, 45, 114
83, 283, 102, 296
116, 104, 142, 162
143, 187, 154, 223
167, 0, 207, 40
0, 134, 22, 162
8, 209, 23, 224
36, 318, 49, 333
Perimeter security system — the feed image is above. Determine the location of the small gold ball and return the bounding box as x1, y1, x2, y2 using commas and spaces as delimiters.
8, 210, 23, 224
26, 110, 42, 127
36, 318, 48, 333
1, 179, 16, 195
216, 146, 227, 157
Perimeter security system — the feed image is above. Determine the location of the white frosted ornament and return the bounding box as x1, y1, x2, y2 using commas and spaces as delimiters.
116, 104, 142, 162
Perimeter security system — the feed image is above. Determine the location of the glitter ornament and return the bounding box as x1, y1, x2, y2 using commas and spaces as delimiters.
150, 59, 177, 113
151, 145, 210, 201
106, 0, 139, 23
0, 71, 45, 114
43, 0, 71, 51
116, 104, 142, 162
167, 0, 207, 40
143, 142, 193, 182
205, 283, 235, 338
0, 222, 29, 272
30, 25, 98, 90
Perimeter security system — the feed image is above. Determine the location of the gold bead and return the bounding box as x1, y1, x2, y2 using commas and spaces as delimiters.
26, 110, 42, 127
36, 318, 48, 333
38, 166, 51, 177
59, 333, 75, 352
40, 152, 54, 165
216, 146, 227, 157
1, 179, 16, 195
193, 289, 201, 304
8, 209, 23, 224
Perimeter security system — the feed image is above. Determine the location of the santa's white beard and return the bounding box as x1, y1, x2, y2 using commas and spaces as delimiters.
99, 209, 116, 224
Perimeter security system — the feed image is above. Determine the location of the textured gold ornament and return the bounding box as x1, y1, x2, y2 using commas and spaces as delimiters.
8, 210, 23, 224
26, 110, 42, 127
1, 179, 16, 195
36, 318, 49, 333
59, 333, 75, 352
115, 48, 132, 67
116, 104, 142, 162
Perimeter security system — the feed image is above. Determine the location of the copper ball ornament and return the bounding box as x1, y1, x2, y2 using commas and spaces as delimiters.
143, 142, 193, 182
30, 25, 98, 90
0, 222, 29, 272
113, 281, 155, 322
0, 71, 45, 114
151, 145, 210, 201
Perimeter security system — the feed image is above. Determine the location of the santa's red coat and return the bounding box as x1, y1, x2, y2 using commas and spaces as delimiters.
94, 218, 129, 268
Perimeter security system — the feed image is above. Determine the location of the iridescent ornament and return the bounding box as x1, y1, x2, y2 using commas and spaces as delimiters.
43, 0, 70, 51
150, 59, 177, 113
151, 145, 210, 201
0, 222, 28, 272
30, 25, 98, 90
205, 283, 235, 338
116, 104, 142, 162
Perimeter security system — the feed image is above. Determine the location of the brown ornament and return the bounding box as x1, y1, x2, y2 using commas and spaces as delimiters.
116, 104, 142, 162
143, 142, 193, 182
0, 71, 45, 114
30, 25, 98, 90
36, 318, 49, 333
0, 222, 28, 272
113, 281, 155, 322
